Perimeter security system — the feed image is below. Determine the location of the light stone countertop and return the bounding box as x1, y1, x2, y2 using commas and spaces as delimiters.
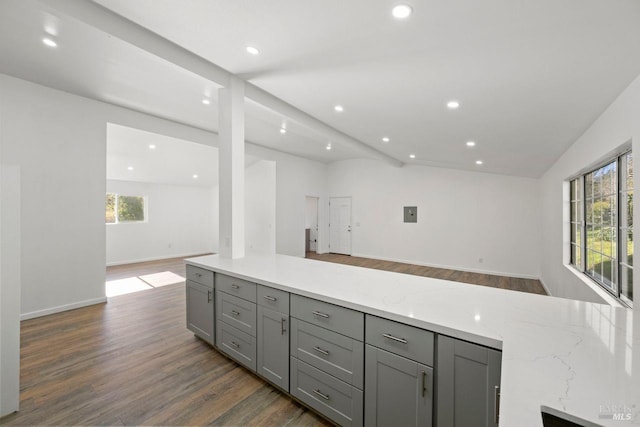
186, 253, 639, 426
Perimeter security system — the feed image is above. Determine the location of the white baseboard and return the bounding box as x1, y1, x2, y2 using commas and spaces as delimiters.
350, 252, 540, 280
21, 297, 107, 321
106, 251, 213, 267
538, 277, 553, 296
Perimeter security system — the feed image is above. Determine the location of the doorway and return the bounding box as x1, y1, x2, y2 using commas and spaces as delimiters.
305, 196, 319, 256
329, 197, 352, 255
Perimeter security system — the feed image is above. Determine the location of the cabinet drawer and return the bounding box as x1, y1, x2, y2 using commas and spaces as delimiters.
290, 357, 363, 427
291, 294, 364, 340
217, 291, 257, 337
257, 285, 290, 314
216, 274, 257, 302
365, 315, 434, 366
291, 319, 363, 389
216, 321, 256, 371
186, 265, 214, 288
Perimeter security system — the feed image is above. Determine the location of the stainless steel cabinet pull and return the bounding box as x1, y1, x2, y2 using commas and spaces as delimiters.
313, 346, 330, 356
313, 389, 330, 400
383, 333, 408, 344
281, 318, 287, 335
231, 284, 240, 289
422, 371, 427, 397
312, 310, 330, 319
263, 295, 277, 302
195, 272, 202, 277
494, 386, 500, 424
230, 341, 240, 348
207, 290, 212, 303
230, 310, 240, 316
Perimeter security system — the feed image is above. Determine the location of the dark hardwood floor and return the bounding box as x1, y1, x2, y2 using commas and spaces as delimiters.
305, 252, 547, 295
1, 256, 329, 427
1, 252, 545, 426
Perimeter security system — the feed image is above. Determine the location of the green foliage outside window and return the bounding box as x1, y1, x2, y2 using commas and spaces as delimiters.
105, 193, 145, 223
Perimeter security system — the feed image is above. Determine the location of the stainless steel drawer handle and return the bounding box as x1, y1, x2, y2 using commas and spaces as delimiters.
195, 272, 202, 277
313, 346, 330, 356
230, 341, 240, 349
383, 333, 408, 344
313, 389, 330, 401
312, 310, 330, 319
230, 310, 240, 316
494, 386, 500, 424
422, 371, 427, 397
231, 284, 240, 289
281, 318, 287, 335
263, 295, 277, 302
207, 290, 212, 303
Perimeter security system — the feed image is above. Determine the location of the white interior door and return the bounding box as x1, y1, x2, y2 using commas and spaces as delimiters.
329, 197, 352, 255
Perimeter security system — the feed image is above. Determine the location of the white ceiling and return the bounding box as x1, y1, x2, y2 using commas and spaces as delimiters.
2, 0, 640, 177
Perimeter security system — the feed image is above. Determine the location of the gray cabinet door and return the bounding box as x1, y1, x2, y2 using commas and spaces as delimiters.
365, 345, 433, 427
257, 305, 289, 391
186, 280, 214, 345
436, 336, 502, 427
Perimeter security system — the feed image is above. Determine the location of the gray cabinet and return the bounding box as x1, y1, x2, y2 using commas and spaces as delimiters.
364, 345, 433, 427
186, 279, 214, 345
257, 305, 289, 391
436, 336, 502, 427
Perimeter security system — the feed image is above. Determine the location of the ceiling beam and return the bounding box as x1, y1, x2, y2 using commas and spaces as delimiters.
38, 0, 403, 167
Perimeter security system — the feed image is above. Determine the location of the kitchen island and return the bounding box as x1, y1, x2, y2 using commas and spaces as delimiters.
186, 253, 639, 426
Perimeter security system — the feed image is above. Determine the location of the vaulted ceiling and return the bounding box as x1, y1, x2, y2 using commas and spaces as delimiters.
2, 0, 640, 177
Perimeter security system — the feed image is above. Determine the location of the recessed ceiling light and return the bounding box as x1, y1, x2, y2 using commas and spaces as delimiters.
466, 141, 476, 147
42, 37, 57, 48
409, 154, 416, 159
392, 4, 413, 19
326, 143, 332, 151
246, 46, 260, 55
382, 137, 390, 143
280, 128, 287, 134
447, 100, 460, 109
202, 99, 211, 105
149, 144, 156, 150
127, 166, 134, 171
334, 105, 344, 113
193, 174, 199, 179
476, 160, 483, 165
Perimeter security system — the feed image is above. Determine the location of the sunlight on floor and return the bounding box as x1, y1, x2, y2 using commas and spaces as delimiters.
105, 271, 185, 297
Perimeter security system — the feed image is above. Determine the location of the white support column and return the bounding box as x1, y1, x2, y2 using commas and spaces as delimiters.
218, 76, 245, 259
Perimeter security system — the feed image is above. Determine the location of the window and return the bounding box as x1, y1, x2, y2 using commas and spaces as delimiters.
105, 193, 146, 224
570, 151, 633, 306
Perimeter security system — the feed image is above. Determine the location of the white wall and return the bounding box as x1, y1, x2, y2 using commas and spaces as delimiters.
245, 160, 276, 254
539, 73, 640, 305
0, 73, 219, 319
106, 180, 215, 265
305, 197, 319, 252
329, 159, 541, 278
0, 164, 20, 416
246, 145, 328, 257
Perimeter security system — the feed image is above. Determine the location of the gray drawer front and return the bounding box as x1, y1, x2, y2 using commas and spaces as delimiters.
291, 294, 364, 340
216, 321, 256, 371
186, 265, 214, 288
257, 285, 290, 314
365, 315, 434, 366
217, 291, 257, 337
216, 274, 257, 302
291, 319, 364, 389
290, 357, 363, 427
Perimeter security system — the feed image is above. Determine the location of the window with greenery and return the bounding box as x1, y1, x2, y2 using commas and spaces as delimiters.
105, 193, 146, 224
570, 151, 633, 306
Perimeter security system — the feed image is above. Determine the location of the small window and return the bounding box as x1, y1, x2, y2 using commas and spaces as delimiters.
105, 193, 146, 224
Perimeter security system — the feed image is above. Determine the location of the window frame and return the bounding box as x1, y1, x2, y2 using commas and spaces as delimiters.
569, 150, 632, 307
106, 193, 148, 225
